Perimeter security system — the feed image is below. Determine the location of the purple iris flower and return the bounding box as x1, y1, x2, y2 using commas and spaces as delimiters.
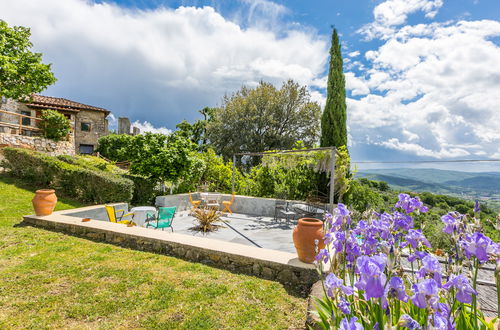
431, 304, 454, 330
441, 212, 459, 235
443, 274, 477, 304
372, 218, 391, 239
405, 229, 431, 250
411, 279, 439, 309
431, 313, 449, 330
339, 317, 363, 330
398, 314, 421, 329
393, 211, 414, 232
461, 232, 496, 263
335, 203, 350, 217
408, 250, 428, 263
474, 200, 481, 213
355, 254, 387, 299
331, 231, 346, 253
315, 248, 330, 264
388, 276, 409, 302
345, 234, 362, 263
323, 231, 335, 245
338, 297, 350, 314
416, 255, 442, 285
324, 273, 354, 297
396, 194, 428, 214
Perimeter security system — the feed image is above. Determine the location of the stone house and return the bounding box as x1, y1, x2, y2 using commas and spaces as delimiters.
0, 95, 110, 154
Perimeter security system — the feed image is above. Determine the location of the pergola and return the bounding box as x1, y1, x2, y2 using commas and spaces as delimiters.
231, 147, 338, 212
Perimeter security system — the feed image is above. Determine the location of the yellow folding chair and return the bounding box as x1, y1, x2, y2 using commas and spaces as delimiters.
105, 205, 136, 226
222, 192, 235, 214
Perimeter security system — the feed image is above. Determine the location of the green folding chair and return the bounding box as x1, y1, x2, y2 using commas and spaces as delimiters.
145, 206, 176, 232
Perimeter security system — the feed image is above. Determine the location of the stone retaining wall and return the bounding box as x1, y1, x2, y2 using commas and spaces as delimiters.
0, 132, 75, 156
23, 205, 319, 296
156, 193, 328, 218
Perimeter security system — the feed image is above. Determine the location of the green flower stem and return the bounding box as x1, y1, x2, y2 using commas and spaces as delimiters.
472, 259, 479, 330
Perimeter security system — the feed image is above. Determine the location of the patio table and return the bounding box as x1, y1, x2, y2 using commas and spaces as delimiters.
291, 203, 325, 219
130, 206, 157, 227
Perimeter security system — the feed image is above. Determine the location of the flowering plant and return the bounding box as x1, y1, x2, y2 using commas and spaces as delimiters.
314, 194, 499, 329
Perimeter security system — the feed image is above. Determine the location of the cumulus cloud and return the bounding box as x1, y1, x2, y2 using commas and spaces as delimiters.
348, 18, 500, 159
359, 0, 443, 39
0, 0, 327, 129
131, 120, 172, 135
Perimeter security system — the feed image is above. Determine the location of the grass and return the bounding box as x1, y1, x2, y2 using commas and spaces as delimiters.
0, 175, 307, 329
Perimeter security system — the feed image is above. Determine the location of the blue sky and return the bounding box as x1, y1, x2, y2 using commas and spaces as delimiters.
1, 0, 499, 166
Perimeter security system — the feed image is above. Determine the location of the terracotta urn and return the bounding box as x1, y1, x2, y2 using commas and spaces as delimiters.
293, 218, 325, 263
32, 189, 57, 216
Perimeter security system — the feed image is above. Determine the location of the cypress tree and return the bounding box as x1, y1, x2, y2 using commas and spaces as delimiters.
320, 28, 347, 148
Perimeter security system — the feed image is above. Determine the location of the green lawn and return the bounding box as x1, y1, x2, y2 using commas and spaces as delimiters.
0, 175, 307, 329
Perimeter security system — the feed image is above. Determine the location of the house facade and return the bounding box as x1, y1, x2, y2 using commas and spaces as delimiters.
0, 95, 110, 154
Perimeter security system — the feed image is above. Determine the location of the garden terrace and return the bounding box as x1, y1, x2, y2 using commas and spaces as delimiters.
0, 176, 309, 328
22, 203, 319, 295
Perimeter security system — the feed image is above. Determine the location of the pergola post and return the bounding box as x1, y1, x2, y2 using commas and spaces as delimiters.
329, 148, 336, 213
232, 154, 236, 194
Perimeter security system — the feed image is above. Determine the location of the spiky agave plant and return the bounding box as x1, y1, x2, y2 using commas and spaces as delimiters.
192, 207, 225, 232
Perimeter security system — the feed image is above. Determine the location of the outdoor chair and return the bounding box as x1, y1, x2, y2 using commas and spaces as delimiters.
145, 206, 176, 231
222, 192, 235, 214
205, 193, 221, 209
189, 192, 201, 212
274, 199, 296, 223
105, 205, 136, 226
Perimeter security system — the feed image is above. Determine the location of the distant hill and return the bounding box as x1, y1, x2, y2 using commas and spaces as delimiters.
357, 168, 500, 200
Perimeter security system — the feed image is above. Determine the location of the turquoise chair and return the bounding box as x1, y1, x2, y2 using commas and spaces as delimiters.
145, 207, 176, 232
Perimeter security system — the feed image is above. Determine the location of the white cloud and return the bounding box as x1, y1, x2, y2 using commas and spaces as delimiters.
131, 121, 172, 135
0, 0, 327, 131
347, 18, 500, 159
379, 138, 470, 158
348, 50, 360, 57
359, 0, 443, 39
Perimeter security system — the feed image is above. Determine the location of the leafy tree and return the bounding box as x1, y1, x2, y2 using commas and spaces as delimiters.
174, 107, 216, 151
0, 20, 56, 101
96, 133, 135, 162
38, 110, 71, 141
127, 133, 196, 184
207, 80, 321, 160
320, 28, 347, 148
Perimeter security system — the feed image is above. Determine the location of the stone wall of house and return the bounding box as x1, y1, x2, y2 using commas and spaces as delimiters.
74, 109, 108, 153
0, 132, 75, 156
0, 98, 37, 134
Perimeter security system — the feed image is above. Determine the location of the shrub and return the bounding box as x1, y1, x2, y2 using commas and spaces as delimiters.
2, 147, 133, 203
124, 174, 160, 205
57, 154, 124, 174
38, 109, 71, 141
96, 133, 135, 162
343, 179, 385, 212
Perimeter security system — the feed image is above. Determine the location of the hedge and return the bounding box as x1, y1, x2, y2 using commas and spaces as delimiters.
2, 147, 133, 204
123, 174, 160, 205
56, 154, 159, 205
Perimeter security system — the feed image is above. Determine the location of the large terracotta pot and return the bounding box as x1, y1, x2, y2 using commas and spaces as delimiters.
32, 189, 57, 216
293, 218, 325, 263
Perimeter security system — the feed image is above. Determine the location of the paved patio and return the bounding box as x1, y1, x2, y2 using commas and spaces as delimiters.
164, 211, 297, 253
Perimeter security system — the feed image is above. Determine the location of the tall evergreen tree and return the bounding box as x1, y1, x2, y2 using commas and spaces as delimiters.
320, 28, 347, 148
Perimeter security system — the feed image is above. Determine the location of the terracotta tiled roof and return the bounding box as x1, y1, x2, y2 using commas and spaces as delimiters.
26, 95, 110, 115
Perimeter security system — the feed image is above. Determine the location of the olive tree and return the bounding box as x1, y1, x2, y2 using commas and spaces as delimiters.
207, 80, 321, 160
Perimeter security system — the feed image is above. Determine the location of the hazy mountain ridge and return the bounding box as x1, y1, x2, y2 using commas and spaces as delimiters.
357, 168, 500, 199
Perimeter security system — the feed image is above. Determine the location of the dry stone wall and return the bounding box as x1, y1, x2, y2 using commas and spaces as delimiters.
0, 132, 75, 156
